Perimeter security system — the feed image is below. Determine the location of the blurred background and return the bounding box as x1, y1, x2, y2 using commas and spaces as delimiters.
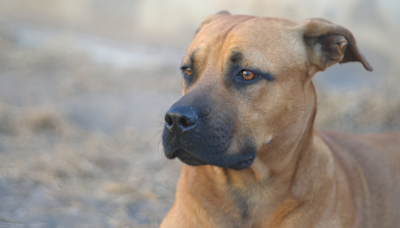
0, 0, 399, 227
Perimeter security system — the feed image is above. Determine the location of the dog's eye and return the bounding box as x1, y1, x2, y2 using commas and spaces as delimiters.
240, 70, 256, 80
184, 68, 192, 77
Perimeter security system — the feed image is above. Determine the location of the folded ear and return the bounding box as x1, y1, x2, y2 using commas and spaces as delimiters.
299, 18, 372, 74
196, 11, 231, 34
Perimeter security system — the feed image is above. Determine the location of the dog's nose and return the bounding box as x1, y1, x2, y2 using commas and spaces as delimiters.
165, 107, 198, 133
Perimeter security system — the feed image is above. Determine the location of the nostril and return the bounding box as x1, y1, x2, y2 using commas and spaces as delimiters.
179, 115, 197, 129
165, 114, 173, 127
179, 117, 189, 128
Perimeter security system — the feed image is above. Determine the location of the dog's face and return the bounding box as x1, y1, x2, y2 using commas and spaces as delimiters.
162, 13, 371, 170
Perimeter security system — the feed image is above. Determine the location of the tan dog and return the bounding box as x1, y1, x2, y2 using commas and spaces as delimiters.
160, 11, 400, 228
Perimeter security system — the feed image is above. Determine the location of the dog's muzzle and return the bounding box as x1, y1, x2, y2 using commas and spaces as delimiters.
162, 101, 256, 170
161, 88, 257, 170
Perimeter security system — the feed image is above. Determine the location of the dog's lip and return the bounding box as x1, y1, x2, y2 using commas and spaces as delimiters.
172, 148, 208, 165
167, 147, 255, 170
229, 157, 255, 170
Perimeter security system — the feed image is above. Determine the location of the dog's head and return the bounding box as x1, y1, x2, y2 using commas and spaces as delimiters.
162, 12, 372, 170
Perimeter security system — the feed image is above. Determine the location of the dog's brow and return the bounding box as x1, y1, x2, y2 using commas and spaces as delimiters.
187, 50, 198, 65
230, 51, 243, 62
182, 50, 198, 67
189, 51, 197, 63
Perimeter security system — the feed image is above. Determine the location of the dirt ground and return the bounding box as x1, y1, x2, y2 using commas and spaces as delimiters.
0, 3, 400, 228
0, 24, 186, 227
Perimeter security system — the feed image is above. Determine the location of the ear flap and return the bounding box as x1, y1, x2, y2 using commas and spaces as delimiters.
299, 18, 372, 73
196, 11, 231, 34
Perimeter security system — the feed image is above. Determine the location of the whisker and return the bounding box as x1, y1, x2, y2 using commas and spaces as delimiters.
142, 129, 164, 152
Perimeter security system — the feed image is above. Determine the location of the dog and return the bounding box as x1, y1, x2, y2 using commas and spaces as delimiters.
160, 11, 400, 228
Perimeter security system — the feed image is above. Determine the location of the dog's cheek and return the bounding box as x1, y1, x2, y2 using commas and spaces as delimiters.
233, 101, 273, 149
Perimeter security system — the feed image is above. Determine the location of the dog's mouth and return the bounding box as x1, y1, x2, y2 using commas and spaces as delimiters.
167, 148, 255, 170
169, 149, 208, 166
229, 157, 254, 170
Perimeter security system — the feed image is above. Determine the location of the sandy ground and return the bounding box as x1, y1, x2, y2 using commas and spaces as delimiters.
0, 9, 400, 228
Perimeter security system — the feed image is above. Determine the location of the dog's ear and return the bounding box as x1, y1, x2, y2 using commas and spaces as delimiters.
299, 18, 372, 74
196, 11, 231, 34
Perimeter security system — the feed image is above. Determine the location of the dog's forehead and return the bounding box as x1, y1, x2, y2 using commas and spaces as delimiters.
193, 16, 297, 45
184, 16, 304, 71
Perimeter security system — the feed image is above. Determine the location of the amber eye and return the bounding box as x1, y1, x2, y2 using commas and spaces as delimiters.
241, 70, 255, 80
184, 68, 192, 77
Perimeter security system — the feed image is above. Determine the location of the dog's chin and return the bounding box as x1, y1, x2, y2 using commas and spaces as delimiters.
168, 149, 255, 170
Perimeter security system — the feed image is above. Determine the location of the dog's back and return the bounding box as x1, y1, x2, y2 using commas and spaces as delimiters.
321, 131, 400, 227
